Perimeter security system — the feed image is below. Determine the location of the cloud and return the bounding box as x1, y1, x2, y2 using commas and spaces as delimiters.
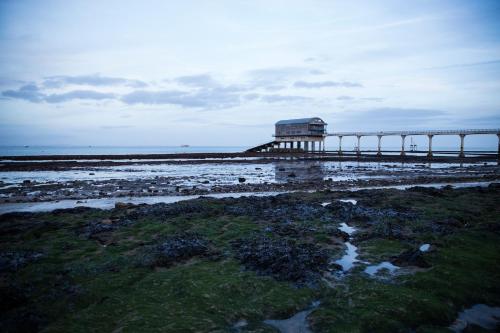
175, 74, 218, 88
43, 74, 147, 88
337, 95, 355, 101
2, 84, 116, 103
332, 107, 451, 131
294, 80, 363, 88
248, 67, 324, 89
260, 94, 311, 103
121, 88, 241, 109
423, 59, 500, 70
120, 90, 187, 105
2, 84, 44, 102
361, 97, 384, 102
3, 70, 325, 109
45, 90, 116, 103
336, 96, 384, 102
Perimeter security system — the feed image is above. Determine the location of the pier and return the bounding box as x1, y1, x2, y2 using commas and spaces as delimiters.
247, 117, 500, 158
329, 129, 500, 158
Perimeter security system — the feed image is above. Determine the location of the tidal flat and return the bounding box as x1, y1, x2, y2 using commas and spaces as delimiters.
1, 184, 499, 332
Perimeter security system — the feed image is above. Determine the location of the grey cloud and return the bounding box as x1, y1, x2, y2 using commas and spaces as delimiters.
120, 90, 187, 105
424, 59, 500, 70
260, 94, 311, 103
334, 107, 449, 130
121, 89, 241, 109
175, 74, 218, 88
2, 84, 116, 103
337, 95, 355, 101
248, 67, 324, 87
337, 96, 384, 102
2, 84, 44, 102
361, 97, 384, 102
243, 93, 260, 100
340, 107, 447, 125
43, 74, 147, 88
294, 80, 363, 88
45, 90, 116, 103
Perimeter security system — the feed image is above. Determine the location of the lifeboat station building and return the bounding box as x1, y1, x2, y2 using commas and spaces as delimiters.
273, 117, 327, 152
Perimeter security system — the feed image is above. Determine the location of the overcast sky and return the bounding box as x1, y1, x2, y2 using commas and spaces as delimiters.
1, 0, 499, 147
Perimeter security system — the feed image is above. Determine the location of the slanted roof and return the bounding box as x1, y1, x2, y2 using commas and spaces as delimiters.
275, 117, 326, 125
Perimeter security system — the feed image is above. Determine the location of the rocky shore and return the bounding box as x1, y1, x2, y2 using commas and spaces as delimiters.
1, 184, 499, 332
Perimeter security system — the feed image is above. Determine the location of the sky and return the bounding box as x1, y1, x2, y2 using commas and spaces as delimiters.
0, 0, 499, 148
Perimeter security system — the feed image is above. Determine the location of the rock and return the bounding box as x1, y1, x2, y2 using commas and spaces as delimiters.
89, 172, 95, 175
288, 173, 296, 178
0, 251, 44, 272
232, 236, 330, 283
238, 177, 246, 183
22, 180, 31, 184
143, 233, 210, 267
114, 202, 133, 209
391, 249, 430, 268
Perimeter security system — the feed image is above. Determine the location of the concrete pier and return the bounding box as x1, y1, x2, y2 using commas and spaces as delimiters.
248, 125, 500, 158
427, 135, 433, 157
328, 129, 500, 158
459, 134, 465, 158
377, 135, 382, 156
401, 135, 406, 156
356, 136, 361, 156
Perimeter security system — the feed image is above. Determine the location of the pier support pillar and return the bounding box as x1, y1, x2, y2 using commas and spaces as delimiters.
497, 134, 500, 159
377, 135, 382, 156
338, 136, 343, 156
400, 135, 406, 156
312, 141, 315, 153
356, 136, 361, 156
304, 141, 309, 152
323, 139, 326, 153
290, 142, 294, 150
297, 141, 301, 150
427, 135, 434, 157
459, 134, 466, 158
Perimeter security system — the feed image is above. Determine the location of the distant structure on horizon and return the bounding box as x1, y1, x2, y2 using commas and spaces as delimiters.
273, 117, 327, 152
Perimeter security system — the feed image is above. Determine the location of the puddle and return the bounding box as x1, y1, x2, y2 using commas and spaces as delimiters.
339, 199, 357, 205
335, 242, 360, 272
231, 319, 248, 332
264, 301, 320, 333
338, 222, 356, 235
449, 304, 500, 332
419, 244, 430, 252
364, 261, 399, 276
0, 191, 286, 214
349, 181, 497, 191
1, 181, 498, 215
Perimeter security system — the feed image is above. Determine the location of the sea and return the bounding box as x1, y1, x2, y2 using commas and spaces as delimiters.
0, 146, 247, 156
0, 145, 495, 156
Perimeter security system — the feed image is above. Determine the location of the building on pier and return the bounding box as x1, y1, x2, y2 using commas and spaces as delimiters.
273, 117, 327, 152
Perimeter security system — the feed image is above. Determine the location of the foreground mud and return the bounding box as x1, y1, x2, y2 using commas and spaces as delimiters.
1, 185, 499, 332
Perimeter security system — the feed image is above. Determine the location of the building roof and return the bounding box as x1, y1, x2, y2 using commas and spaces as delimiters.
275, 117, 326, 125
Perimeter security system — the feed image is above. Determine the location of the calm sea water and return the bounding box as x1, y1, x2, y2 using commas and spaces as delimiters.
0, 146, 247, 156
0, 145, 495, 156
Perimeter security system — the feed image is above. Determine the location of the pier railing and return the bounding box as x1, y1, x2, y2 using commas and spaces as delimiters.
327, 129, 500, 158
